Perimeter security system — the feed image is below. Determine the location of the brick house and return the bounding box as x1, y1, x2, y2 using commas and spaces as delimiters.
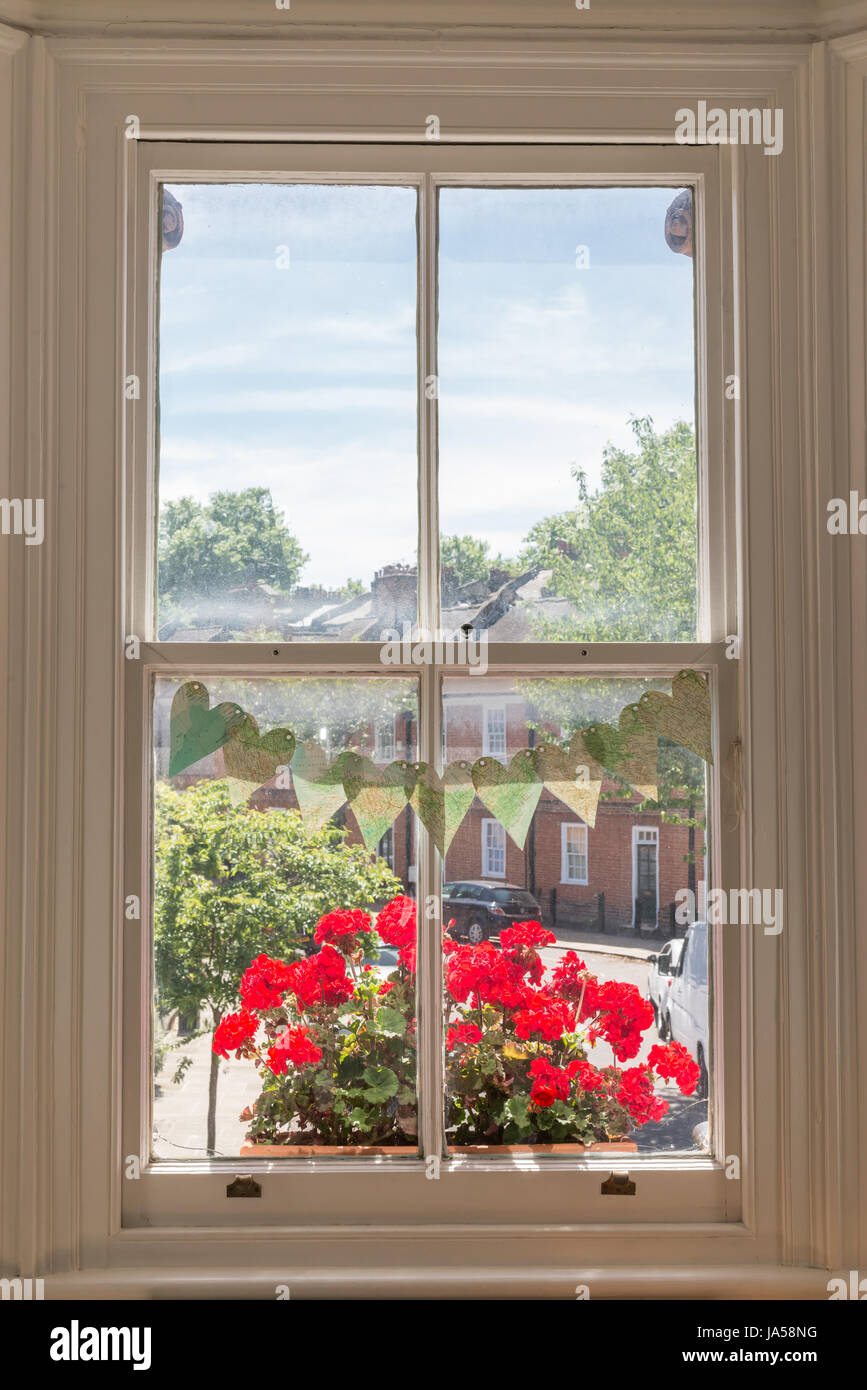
163, 680, 705, 936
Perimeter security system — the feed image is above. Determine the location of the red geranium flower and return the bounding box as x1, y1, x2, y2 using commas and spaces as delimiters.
286, 944, 354, 1009
376, 895, 417, 949
513, 995, 575, 1042
213, 1008, 258, 1058
446, 1023, 483, 1051
585, 979, 655, 1061
239, 954, 295, 1011
499, 920, 555, 985
565, 1057, 605, 1093
266, 1025, 323, 1075
528, 1057, 571, 1108
550, 951, 589, 1002
314, 908, 371, 953
647, 1041, 700, 1095
616, 1064, 669, 1124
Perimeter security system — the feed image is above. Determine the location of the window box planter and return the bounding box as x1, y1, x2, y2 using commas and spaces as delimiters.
238, 1139, 637, 1157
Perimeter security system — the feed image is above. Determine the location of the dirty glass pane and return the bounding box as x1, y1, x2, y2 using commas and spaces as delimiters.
156, 184, 418, 641
438, 187, 697, 642
151, 676, 419, 1159
441, 674, 712, 1155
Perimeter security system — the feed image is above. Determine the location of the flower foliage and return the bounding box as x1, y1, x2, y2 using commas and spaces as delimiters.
215, 902, 699, 1149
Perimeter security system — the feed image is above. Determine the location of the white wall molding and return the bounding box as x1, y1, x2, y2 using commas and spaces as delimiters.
1, 0, 867, 45
40, 1261, 830, 1302
1, 26, 864, 1293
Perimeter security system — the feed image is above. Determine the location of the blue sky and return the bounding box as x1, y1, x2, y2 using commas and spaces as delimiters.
158, 182, 695, 590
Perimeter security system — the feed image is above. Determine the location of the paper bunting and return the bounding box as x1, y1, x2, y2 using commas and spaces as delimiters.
471, 750, 542, 851
341, 754, 416, 853
290, 742, 350, 833
443, 762, 477, 853
583, 709, 658, 802
223, 714, 296, 805
168, 680, 245, 778
634, 670, 713, 764
168, 672, 713, 841
534, 736, 605, 830
409, 761, 476, 857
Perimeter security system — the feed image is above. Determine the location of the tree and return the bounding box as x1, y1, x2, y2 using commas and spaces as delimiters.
153, 779, 400, 1153
521, 417, 697, 642
440, 533, 517, 588
158, 487, 309, 611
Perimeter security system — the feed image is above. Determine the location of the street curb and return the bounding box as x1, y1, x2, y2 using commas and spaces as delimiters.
551, 936, 658, 962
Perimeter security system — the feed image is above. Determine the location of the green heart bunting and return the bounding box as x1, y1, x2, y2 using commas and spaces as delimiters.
471, 750, 542, 850
223, 714, 296, 805
342, 754, 416, 853
534, 737, 605, 830
634, 670, 713, 764
408, 761, 476, 857
583, 711, 658, 802
290, 742, 350, 833
443, 761, 477, 854
169, 680, 245, 778
168, 677, 712, 840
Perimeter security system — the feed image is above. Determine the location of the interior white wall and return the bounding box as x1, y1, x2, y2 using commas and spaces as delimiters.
0, 5, 865, 1295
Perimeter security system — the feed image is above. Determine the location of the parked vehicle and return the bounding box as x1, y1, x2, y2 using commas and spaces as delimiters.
666, 920, 709, 1098
442, 881, 543, 944
646, 937, 685, 1040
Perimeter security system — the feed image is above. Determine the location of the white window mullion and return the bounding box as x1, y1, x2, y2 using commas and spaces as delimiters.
416, 176, 444, 1162
416, 662, 444, 1162
418, 171, 439, 641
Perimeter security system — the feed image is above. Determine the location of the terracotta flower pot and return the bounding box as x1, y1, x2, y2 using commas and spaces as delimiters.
448, 1140, 638, 1155
239, 1141, 413, 1157
238, 1138, 637, 1157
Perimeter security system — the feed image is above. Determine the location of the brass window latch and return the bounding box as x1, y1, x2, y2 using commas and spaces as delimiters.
226, 1175, 262, 1198
600, 1169, 636, 1196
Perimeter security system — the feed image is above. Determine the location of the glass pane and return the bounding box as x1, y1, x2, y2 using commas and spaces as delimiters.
156, 184, 418, 641
151, 676, 419, 1158
438, 187, 697, 641
441, 674, 711, 1154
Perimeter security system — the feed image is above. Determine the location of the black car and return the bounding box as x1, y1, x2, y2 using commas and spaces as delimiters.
442, 881, 543, 945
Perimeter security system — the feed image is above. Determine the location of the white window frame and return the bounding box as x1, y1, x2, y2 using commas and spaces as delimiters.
632, 826, 660, 925
561, 822, 589, 885
481, 818, 507, 879
374, 717, 396, 764
482, 704, 507, 759
23, 36, 850, 1294
121, 140, 735, 1231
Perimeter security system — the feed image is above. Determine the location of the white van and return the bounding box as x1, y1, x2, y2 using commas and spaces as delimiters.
666, 920, 709, 1098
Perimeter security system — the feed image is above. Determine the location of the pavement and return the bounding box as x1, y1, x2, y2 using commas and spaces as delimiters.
548, 925, 669, 961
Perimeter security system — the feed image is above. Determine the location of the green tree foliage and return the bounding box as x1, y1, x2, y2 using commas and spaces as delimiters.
158, 487, 309, 606
440, 533, 516, 588
522, 417, 697, 642
153, 779, 400, 1150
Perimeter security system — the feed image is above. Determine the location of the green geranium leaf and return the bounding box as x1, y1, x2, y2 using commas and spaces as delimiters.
507, 1094, 530, 1125
336, 1055, 365, 1082
374, 1007, 407, 1037
348, 1107, 377, 1132
361, 1064, 399, 1104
